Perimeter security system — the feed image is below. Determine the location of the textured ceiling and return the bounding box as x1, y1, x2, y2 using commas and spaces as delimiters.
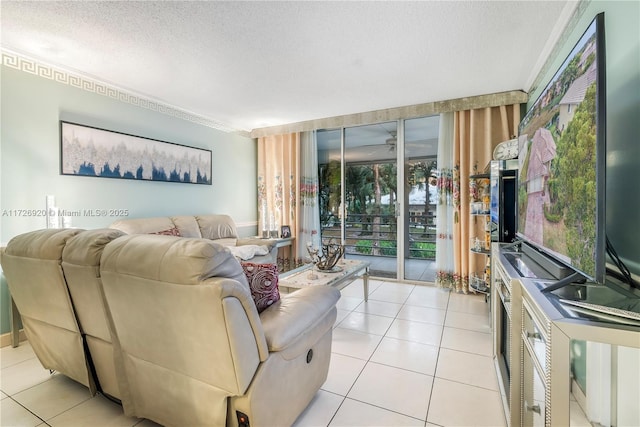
1, 1, 578, 133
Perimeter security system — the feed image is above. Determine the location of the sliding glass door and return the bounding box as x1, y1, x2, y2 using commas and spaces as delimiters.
403, 116, 439, 281
344, 122, 398, 278
317, 115, 439, 282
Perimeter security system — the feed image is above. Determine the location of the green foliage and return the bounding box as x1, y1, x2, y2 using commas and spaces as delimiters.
319, 161, 342, 220
408, 159, 438, 224
410, 242, 436, 258
353, 239, 435, 259
408, 160, 437, 187
379, 240, 397, 256
378, 163, 397, 205
582, 53, 596, 72
552, 83, 597, 274
345, 165, 374, 214
559, 55, 581, 95
321, 156, 438, 261
355, 240, 373, 255
353, 239, 397, 256
545, 178, 564, 220
518, 185, 528, 230
543, 204, 562, 223
320, 157, 436, 220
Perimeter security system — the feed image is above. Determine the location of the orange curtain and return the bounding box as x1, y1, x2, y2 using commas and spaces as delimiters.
257, 133, 300, 269
452, 104, 520, 293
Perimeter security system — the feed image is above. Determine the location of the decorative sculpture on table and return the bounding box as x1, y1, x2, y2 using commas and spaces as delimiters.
306, 240, 344, 279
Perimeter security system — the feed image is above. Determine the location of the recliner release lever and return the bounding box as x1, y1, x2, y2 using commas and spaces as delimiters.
236, 411, 250, 427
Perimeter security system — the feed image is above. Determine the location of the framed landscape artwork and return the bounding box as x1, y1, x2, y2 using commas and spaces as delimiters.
60, 121, 212, 185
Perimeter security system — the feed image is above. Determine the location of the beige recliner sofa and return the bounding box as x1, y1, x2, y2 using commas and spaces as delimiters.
61, 228, 127, 399
0, 229, 96, 391
1, 229, 340, 427
100, 234, 340, 427
0, 228, 127, 400
110, 214, 278, 264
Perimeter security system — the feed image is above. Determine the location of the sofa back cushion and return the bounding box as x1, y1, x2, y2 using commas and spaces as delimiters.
61, 228, 126, 399
110, 217, 177, 235
110, 215, 242, 243
0, 228, 95, 391
62, 228, 126, 341
169, 215, 201, 238
103, 235, 247, 286
195, 214, 238, 243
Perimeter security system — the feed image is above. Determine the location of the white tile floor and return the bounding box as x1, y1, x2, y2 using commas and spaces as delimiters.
0, 279, 506, 427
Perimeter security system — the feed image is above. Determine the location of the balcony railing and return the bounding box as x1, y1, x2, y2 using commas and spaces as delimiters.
320, 212, 436, 260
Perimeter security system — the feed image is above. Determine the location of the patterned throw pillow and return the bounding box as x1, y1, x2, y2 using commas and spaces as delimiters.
240, 262, 280, 313
150, 227, 181, 236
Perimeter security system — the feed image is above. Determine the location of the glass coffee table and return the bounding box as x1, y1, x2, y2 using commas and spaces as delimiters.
279, 259, 370, 301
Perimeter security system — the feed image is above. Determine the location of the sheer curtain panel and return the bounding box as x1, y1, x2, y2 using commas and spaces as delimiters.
435, 112, 456, 288
257, 133, 299, 269
298, 131, 321, 261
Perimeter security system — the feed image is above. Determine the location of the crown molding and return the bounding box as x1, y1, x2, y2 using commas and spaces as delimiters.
525, 0, 590, 96
1, 49, 247, 135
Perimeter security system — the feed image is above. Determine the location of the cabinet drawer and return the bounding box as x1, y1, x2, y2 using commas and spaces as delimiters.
494, 262, 512, 314
523, 344, 546, 427
523, 302, 547, 372
496, 277, 511, 316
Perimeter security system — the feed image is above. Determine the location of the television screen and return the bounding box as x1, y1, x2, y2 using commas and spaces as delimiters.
517, 13, 606, 284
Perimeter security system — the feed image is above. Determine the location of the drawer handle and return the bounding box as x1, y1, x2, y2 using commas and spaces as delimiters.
525, 402, 541, 414
527, 331, 542, 340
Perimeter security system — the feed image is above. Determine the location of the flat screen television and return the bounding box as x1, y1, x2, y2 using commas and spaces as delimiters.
490, 160, 517, 243
517, 13, 606, 288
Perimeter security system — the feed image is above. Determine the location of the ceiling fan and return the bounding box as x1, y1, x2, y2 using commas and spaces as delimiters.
385, 133, 397, 152
382, 124, 397, 152
343, 123, 399, 159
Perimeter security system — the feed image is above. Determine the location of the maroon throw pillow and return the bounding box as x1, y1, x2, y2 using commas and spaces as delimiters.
240, 262, 280, 313
150, 227, 181, 236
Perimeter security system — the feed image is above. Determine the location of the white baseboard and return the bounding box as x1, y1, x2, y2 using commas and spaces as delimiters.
0, 329, 27, 348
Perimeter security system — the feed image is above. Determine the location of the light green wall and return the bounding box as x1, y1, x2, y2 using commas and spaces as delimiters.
526, 1, 640, 277
0, 64, 258, 333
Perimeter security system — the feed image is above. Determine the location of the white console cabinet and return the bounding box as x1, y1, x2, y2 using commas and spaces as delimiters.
493, 244, 640, 427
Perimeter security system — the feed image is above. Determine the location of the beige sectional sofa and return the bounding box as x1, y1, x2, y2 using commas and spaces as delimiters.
1, 227, 340, 427
0, 229, 99, 392
61, 228, 128, 399
110, 214, 278, 264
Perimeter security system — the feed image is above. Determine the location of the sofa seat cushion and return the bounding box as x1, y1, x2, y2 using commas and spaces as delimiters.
240, 262, 280, 313
260, 286, 340, 353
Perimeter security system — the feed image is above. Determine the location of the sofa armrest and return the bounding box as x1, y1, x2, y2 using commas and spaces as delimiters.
259, 286, 340, 352
237, 237, 276, 250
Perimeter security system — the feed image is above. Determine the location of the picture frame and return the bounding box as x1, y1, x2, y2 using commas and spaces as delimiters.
280, 225, 291, 238
60, 121, 212, 185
